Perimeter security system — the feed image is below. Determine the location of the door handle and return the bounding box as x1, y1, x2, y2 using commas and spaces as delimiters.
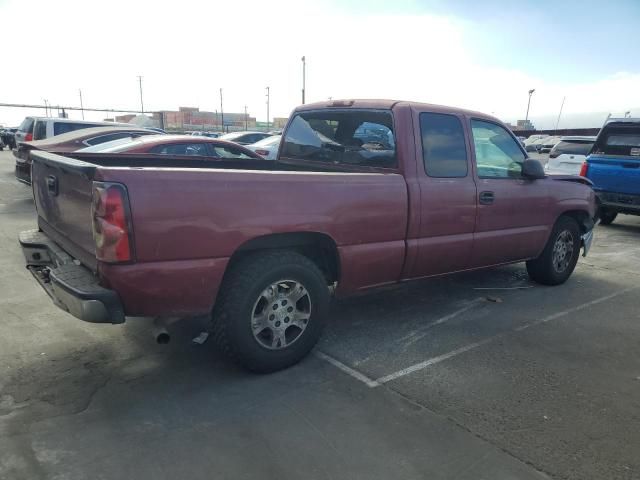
47, 175, 58, 196
479, 191, 494, 205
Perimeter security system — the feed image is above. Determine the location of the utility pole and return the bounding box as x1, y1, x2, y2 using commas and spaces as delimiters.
43, 99, 49, 117
301, 56, 306, 104
555, 96, 566, 131
137, 76, 144, 113
79, 89, 84, 119
220, 88, 224, 133
244, 105, 248, 130
525, 88, 535, 122
265, 86, 270, 130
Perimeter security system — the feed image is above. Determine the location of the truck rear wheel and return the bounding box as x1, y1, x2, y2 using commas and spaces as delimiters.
598, 209, 617, 226
212, 250, 330, 373
526, 216, 581, 286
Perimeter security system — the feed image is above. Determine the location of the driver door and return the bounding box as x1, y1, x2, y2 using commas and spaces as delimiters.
469, 119, 553, 268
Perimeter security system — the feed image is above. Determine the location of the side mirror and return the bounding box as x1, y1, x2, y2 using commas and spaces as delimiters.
522, 158, 546, 180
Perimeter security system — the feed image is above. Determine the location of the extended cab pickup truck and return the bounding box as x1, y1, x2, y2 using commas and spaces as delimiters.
20, 100, 596, 372
582, 118, 640, 225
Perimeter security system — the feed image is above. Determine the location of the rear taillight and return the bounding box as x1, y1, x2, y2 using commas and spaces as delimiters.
91, 182, 133, 263
579, 162, 589, 177
25, 133, 33, 142
255, 149, 270, 157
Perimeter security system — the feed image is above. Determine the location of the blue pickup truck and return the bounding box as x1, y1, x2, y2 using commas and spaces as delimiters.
583, 118, 640, 225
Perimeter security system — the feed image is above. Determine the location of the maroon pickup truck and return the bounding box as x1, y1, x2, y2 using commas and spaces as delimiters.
20, 100, 596, 372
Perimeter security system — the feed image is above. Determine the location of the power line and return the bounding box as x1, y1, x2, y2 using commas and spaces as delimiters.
0, 102, 146, 114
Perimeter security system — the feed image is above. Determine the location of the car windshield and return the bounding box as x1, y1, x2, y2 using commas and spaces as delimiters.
18, 117, 34, 133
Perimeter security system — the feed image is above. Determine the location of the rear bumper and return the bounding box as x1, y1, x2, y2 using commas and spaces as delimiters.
596, 191, 640, 214
19, 229, 125, 324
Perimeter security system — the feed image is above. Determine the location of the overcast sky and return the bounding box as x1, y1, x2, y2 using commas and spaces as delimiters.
1, 0, 638, 129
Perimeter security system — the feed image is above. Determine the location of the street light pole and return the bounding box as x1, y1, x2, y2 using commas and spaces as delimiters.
244, 105, 248, 130
79, 89, 84, 120
220, 88, 224, 133
554, 96, 566, 131
137, 76, 144, 113
301, 56, 306, 104
265, 86, 270, 130
43, 99, 48, 117
525, 88, 535, 122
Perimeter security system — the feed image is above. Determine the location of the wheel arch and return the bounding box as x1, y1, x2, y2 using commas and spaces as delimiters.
558, 209, 594, 235
227, 232, 341, 285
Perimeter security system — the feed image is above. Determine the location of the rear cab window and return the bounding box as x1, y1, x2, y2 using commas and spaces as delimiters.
592, 124, 640, 157
280, 110, 396, 169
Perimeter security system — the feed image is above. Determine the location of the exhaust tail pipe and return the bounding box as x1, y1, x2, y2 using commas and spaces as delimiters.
152, 318, 171, 344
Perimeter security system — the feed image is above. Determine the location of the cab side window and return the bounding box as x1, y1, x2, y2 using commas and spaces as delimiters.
420, 112, 468, 177
471, 120, 525, 179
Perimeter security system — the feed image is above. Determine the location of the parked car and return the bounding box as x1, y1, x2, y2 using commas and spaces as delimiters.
191, 131, 220, 138
15, 116, 35, 145
539, 136, 562, 153
582, 118, 640, 225
246, 135, 281, 160
20, 99, 595, 373
545, 136, 596, 175
218, 131, 272, 145
524, 134, 548, 152
30, 117, 131, 141
13, 126, 160, 185
76, 134, 262, 160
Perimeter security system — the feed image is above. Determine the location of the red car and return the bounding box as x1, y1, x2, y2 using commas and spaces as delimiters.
77, 134, 262, 160
14, 126, 159, 185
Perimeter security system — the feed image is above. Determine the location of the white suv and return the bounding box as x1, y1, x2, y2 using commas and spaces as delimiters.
30, 117, 131, 141
545, 136, 596, 175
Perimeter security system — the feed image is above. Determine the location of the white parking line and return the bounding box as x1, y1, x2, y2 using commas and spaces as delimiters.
375, 286, 637, 385
314, 351, 380, 387
398, 298, 485, 348
317, 286, 637, 388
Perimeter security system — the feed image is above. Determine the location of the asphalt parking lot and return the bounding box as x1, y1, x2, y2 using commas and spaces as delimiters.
1, 149, 639, 480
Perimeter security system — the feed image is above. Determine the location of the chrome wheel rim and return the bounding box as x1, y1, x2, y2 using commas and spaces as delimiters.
552, 230, 574, 273
251, 280, 312, 350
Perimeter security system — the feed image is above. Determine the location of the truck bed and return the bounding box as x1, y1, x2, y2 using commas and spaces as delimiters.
30, 150, 409, 316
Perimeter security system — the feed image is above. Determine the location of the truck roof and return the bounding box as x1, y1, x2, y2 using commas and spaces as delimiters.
294, 99, 498, 121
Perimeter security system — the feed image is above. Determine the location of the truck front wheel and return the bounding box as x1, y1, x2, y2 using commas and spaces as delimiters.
526, 216, 581, 286
212, 250, 330, 373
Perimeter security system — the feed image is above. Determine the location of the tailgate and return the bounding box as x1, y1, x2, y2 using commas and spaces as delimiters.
587, 154, 640, 195
31, 151, 98, 270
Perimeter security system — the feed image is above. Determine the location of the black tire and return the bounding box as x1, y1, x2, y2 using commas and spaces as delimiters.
212, 250, 330, 373
598, 209, 617, 226
526, 216, 581, 286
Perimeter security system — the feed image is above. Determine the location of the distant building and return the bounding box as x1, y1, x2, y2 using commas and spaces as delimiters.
272, 117, 289, 129
152, 107, 257, 132
513, 119, 535, 131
